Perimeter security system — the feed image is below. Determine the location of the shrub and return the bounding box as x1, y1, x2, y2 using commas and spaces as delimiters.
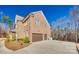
23, 37, 30, 43
18, 37, 30, 43
6, 35, 10, 42
12, 36, 16, 41
6, 35, 16, 42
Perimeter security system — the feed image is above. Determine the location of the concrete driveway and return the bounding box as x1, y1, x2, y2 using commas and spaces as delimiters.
0, 40, 78, 54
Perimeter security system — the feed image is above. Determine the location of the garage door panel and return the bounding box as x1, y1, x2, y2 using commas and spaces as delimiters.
44, 34, 47, 40
32, 33, 43, 42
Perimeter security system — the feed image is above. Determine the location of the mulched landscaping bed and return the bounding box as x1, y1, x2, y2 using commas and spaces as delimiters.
5, 40, 30, 51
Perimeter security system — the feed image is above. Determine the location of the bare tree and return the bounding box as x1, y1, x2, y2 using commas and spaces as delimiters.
70, 6, 79, 43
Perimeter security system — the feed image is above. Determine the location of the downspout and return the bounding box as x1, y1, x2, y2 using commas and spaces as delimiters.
75, 21, 78, 44
28, 15, 32, 43
15, 18, 17, 41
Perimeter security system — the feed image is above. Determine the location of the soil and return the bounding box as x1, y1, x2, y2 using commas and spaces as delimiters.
5, 40, 30, 51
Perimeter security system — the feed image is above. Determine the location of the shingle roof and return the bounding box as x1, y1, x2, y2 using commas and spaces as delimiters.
15, 10, 50, 28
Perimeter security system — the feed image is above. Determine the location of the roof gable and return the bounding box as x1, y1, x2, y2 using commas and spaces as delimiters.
15, 11, 50, 28
23, 11, 50, 28
15, 15, 24, 23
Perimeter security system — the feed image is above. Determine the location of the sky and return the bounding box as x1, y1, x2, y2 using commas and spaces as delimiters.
0, 5, 77, 29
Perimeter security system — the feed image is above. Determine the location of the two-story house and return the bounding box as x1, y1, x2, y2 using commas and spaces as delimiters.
15, 11, 51, 42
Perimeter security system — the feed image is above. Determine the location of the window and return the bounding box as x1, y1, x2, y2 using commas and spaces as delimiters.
34, 16, 40, 26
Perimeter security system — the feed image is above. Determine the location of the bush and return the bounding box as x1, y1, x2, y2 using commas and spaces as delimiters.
18, 37, 30, 43
12, 36, 16, 41
6, 35, 10, 42
6, 35, 16, 42
23, 37, 30, 43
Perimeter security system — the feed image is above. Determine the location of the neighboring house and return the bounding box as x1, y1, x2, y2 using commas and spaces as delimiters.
15, 11, 51, 42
